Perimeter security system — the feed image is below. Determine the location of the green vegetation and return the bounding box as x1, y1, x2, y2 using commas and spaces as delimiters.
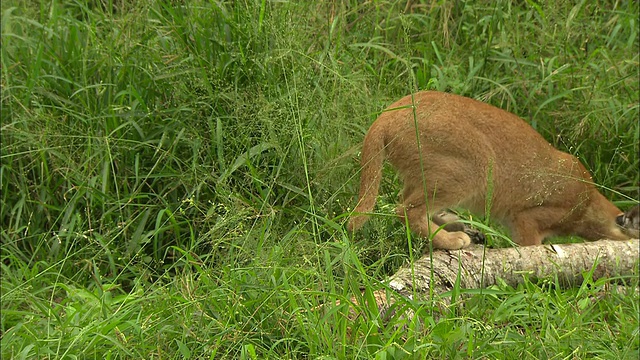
2, 0, 638, 358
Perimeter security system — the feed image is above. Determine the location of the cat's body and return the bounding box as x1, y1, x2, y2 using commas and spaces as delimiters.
348, 91, 638, 249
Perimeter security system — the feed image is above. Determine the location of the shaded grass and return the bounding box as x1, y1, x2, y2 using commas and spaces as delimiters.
1, 0, 638, 358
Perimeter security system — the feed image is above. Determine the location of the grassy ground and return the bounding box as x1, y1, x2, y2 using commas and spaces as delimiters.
1, 0, 638, 358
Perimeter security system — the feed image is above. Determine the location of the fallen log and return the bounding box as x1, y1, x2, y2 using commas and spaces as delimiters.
351, 239, 639, 320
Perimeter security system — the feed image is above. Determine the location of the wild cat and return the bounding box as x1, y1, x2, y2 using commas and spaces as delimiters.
348, 91, 638, 249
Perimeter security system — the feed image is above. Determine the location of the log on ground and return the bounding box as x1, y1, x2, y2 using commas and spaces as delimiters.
358, 239, 639, 320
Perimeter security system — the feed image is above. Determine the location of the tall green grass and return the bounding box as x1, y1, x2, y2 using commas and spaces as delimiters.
2, 0, 638, 358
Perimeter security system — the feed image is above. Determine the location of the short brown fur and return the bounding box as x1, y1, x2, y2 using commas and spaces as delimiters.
348, 91, 636, 250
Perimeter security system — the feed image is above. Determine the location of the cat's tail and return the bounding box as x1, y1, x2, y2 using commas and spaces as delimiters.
347, 122, 387, 233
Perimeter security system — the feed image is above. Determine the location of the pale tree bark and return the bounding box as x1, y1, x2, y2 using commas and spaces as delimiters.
351, 239, 639, 320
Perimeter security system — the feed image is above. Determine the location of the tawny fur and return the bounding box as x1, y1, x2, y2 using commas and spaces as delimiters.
348, 91, 637, 250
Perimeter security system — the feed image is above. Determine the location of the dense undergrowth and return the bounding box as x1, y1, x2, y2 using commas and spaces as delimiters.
1, 0, 638, 358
